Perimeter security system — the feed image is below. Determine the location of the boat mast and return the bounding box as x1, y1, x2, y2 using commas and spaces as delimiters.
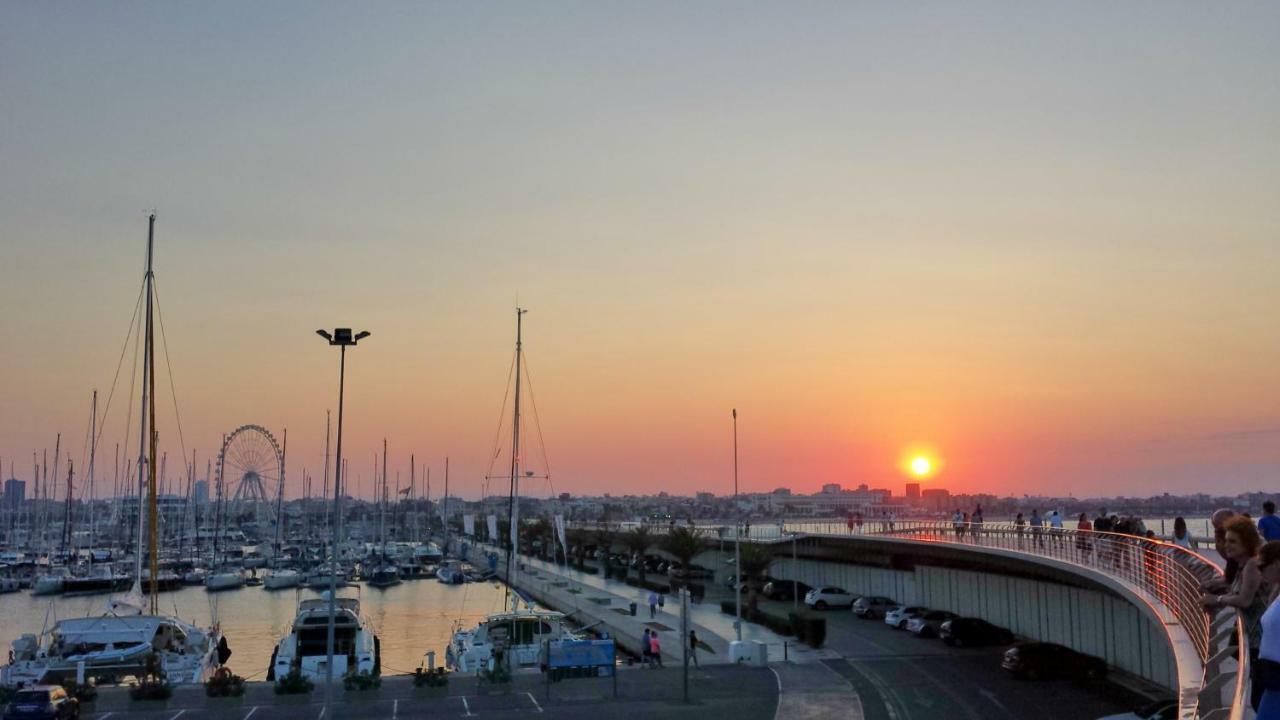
145, 213, 160, 614
133, 214, 154, 599
507, 307, 526, 612
88, 390, 98, 563
274, 429, 287, 565
60, 461, 73, 559
380, 438, 388, 570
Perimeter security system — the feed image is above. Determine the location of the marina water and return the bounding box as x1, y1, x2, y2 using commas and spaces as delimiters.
0, 580, 508, 680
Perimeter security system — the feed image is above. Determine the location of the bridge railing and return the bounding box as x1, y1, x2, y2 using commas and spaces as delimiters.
570, 518, 1246, 718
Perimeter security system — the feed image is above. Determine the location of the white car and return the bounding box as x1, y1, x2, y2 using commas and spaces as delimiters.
884, 605, 927, 629
804, 586, 856, 610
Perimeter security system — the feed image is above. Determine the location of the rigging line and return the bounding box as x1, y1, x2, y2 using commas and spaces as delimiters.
97, 281, 146, 481
519, 353, 554, 498
483, 349, 519, 484
151, 278, 190, 469
121, 287, 144, 500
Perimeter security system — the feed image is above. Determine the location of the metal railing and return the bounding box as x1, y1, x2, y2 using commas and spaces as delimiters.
569, 518, 1248, 718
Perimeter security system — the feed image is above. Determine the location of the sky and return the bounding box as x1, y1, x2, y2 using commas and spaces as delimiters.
2, 2, 1278, 501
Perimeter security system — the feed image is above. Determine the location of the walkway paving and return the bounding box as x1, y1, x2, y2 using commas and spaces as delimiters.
463, 543, 834, 666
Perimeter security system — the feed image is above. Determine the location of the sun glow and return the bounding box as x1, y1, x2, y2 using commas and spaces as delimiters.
899, 446, 942, 479
910, 456, 932, 477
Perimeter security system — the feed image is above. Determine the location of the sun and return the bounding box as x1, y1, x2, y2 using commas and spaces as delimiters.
910, 456, 932, 477
899, 446, 942, 479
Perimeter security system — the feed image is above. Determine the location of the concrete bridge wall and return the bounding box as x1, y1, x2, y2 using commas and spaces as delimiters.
774, 556, 1178, 690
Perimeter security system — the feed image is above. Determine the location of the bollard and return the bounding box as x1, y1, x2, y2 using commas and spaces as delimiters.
427, 650, 436, 672
784, 641, 788, 662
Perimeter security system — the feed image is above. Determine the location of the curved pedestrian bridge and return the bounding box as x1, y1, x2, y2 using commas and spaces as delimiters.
570, 517, 1249, 718
731, 520, 1249, 720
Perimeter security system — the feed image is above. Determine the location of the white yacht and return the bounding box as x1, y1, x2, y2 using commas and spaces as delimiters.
204, 566, 245, 592
263, 568, 301, 590
306, 564, 351, 588
446, 609, 576, 672
2, 596, 221, 689
32, 568, 70, 596
269, 594, 378, 682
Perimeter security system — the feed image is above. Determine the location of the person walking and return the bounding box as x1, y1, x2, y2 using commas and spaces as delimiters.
642, 628, 652, 667
971, 505, 984, 541
1029, 509, 1044, 548
952, 509, 963, 538
689, 630, 700, 667
1172, 517, 1194, 550
648, 591, 658, 619
1049, 509, 1064, 546
649, 631, 663, 668
1076, 512, 1092, 556
1014, 513, 1026, 548
1262, 502, 1280, 542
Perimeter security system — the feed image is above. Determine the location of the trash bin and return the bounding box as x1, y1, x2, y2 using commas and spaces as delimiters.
629, 602, 637, 616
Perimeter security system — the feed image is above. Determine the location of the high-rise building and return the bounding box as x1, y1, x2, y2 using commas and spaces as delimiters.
193, 480, 209, 504
905, 483, 921, 505
3, 478, 26, 509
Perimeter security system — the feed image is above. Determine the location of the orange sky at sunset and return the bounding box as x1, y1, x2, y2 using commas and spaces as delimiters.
2, 4, 1278, 500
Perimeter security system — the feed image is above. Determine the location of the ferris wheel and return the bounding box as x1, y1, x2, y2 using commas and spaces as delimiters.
216, 424, 285, 527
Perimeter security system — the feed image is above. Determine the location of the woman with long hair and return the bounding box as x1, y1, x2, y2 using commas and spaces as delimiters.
1202, 516, 1268, 710
1172, 517, 1193, 550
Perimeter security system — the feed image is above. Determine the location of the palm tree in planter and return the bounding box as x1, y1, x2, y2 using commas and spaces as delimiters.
662, 525, 704, 589
738, 541, 776, 615
624, 525, 655, 582
593, 526, 617, 577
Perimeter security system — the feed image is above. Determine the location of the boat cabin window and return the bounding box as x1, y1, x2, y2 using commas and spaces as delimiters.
298, 627, 356, 657
488, 619, 554, 646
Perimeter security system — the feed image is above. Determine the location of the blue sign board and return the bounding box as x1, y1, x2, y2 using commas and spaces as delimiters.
548, 639, 615, 670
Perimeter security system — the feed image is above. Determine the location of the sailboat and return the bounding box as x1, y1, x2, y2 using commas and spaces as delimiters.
366, 440, 400, 589
264, 431, 300, 591
446, 309, 576, 673
2, 215, 222, 689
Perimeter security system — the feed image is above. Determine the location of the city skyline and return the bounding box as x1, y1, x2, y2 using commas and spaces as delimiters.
3, 3, 1279, 500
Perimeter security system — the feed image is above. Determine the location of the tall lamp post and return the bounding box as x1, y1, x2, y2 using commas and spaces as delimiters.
732, 408, 741, 642
316, 328, 370, 706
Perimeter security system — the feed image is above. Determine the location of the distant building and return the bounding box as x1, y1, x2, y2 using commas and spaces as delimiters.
772, 488, 791, 496
821, 483, 842, 494
905, 483, 921, 506
193, 480, 209, 505
921, 488, 951, 512
3, 478, 24, 509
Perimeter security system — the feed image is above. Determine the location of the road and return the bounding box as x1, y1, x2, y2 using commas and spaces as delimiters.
767, 597, 1152, 720
80, 666, 779, 720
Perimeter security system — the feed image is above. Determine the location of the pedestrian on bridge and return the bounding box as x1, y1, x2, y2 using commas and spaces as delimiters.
1029, 509, 1044, 548
648, 591, 659, 618
689, 630, 700, 666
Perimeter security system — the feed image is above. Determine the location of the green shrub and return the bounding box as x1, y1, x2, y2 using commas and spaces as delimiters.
274, 669, 314, 695
206, 668, 246, 697
414, 667, 449, 688
344, 670, 381, 691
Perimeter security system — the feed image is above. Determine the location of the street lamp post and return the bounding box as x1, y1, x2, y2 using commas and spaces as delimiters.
316, 328, 370, 707
732, 408, 741, 642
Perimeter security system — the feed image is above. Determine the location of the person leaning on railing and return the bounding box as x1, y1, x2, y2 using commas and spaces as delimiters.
1252, 541, 1280, 718
1201, 516, 1268, 712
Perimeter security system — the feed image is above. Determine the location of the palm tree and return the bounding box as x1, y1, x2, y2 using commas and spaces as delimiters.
737, 541, 776, 614
624, 525, 655, 582
662, 525, 704, 587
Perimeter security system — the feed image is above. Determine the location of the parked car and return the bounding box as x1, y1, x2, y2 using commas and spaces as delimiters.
3, 685, 79, 720
884, 605, 928, 630
669, 562, 713, 580
763, 579, 813, 601
1096, 699, 1178, 720
852, 595, 896, 618
1002, 642, 1107, 680
906, 610, 958, 637
804, 586, 857, 610
939, 618, 1015, 647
